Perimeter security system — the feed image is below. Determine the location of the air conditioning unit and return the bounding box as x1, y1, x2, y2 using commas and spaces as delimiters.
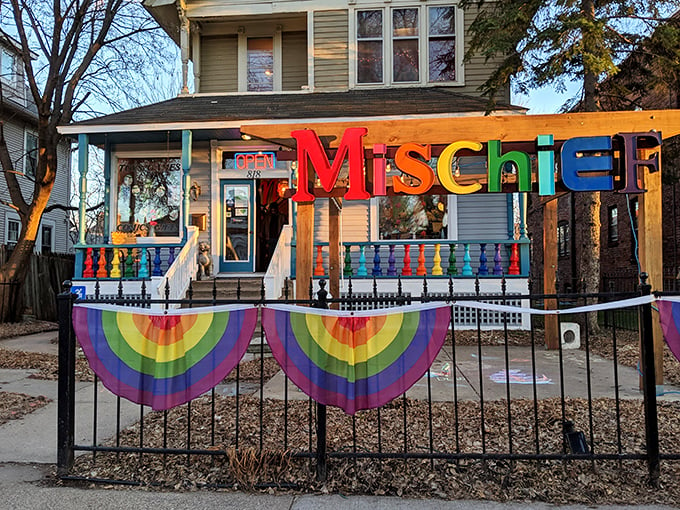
560, 322, 581, 349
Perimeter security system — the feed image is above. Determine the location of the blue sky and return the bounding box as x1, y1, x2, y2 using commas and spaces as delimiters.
513, 81, 582, 114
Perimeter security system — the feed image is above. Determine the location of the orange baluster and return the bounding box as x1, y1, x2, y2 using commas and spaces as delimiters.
401, 244, 412, 276
83, 248, 94, 277
416, 244, 427, 276
96, 247, 108, 278
314, 245, 325, 276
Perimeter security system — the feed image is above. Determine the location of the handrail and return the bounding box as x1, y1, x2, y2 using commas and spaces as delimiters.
151, 226, 199, 307
264, 225, 293, 299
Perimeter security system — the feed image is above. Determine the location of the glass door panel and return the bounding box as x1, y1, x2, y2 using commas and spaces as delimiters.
220, 180, 255, 272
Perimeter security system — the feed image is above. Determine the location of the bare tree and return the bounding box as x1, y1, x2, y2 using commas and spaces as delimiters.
0, 0, 176, 321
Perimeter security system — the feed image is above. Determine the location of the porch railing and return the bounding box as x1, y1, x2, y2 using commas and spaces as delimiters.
312, 239, 530, 278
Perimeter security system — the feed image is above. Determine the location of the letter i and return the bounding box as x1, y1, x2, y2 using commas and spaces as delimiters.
536, 134, 555, 196
373, 143, 387, 196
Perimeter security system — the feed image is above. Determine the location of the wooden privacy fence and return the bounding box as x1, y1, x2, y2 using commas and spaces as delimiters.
0, 245, 74, 322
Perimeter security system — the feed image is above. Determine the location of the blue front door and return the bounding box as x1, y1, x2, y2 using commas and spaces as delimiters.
220, 180, 255, 272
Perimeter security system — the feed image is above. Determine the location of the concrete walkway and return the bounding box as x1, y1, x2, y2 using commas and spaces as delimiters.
0, 332, 678, 509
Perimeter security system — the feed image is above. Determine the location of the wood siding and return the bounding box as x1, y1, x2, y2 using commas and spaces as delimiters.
282, 31, 308, 91
200, 35, 238, 93
313, 10, 349, 90
313, 199, 369, 243
187, 142, 212, 247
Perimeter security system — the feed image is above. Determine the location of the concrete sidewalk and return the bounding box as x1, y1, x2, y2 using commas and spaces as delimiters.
1, 332, 678, 509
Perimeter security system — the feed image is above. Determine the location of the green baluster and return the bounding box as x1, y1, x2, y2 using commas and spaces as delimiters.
343, 245, 353, 277
447, 243, 458, 275
124, 248, 135, 277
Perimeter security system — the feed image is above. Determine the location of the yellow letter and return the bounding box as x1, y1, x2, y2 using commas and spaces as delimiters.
436, 141, 483, 194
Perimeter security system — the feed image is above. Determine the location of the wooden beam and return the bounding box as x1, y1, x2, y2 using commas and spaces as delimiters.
242, 109, 680, 147
638, 159, 664, 385
296, 202, 314, 302
543, 199, 559, 350
328, 198, 342, 310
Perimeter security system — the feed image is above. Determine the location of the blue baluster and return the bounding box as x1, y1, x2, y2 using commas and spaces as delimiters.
462, 243, 473, 276
372, 245, 382, 276
493, 243, 503, 275
138, 247, 149, 278
478, 243, 488, 275
387, 245, 397, 276
357, 245, 368, 277
153, 247, 162, 276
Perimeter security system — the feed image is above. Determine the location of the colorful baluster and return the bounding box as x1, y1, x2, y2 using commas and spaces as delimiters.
462, 243, 473, 276
478, 243, 488, 275
138, 248, 149, 278
372, 245, 382, 276
493, 243, 503, 275
387, 245, 397, 276
153, 247, 162, 276
508, 243, 520, 275
432, 244, 443, 275
447, 244, 458, 275
96, 248, 108, 278
357, 245, 367, 276
314, 245, 325, 276
416, 244, 427, 276
343, 245, 353, 277
110, 249, 122, 278
124, 248, 135, 277
83, 248, 94, 277
401, 244, 412, 276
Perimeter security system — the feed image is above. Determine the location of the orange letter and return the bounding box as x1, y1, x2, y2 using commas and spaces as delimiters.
393, 143, 434, 195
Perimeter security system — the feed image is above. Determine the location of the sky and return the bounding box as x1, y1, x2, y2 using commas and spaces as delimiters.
513, 82, 582, 114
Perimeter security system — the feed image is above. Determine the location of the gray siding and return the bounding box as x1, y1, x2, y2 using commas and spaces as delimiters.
187, 141, 212, 247
457, 194, 509, 240
313, 198, 369, 244
313, 10, 349, 90
282, 31, 308, 91
200, 35, 238, 93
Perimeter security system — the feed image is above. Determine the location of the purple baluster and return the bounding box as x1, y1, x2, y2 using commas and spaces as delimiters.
153, 247, 163, 276
372, 245, 382, 276
478, 243, 488, 275
493, 243, 503, 275
168, 247, 176, 267
387, 245, 397, 276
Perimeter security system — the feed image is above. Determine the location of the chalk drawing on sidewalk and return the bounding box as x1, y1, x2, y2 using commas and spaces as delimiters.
489, 369, 553, 385
428, 362, 452, 381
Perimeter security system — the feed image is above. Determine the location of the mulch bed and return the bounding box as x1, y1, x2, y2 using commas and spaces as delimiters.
0, 392, 50, 425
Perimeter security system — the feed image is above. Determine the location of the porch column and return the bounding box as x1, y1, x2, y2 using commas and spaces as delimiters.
519, 192, 529, 276
179, 11, 190, 94
543, 198, 559, 350
182, 130, 192, 236
102, 136, 111, 243
78, 134, 88, 245
296, 202, 314, 300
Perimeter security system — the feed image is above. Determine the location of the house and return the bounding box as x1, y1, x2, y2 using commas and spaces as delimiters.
526, 12, 680, 294
59, 0, 534, 327
0, 30, 72, 254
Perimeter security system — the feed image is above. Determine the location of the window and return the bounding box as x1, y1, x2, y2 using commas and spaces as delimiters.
378, 195, 447, 240
557, 221, 570, 257
247, 37, 274, 91
25, 131, 38, 177
41, 225, 53, 253
6, 218, 19, 248
116, 158, 181, 237
630, 198, 639, 261
608, 205, 618, 244
355, 5, 459, 86
0, 48, 15, 84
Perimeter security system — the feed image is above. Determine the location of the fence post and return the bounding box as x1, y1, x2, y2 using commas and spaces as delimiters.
57, 281, 76, 476
639, 273, 660, 486
314, 279, 328, 482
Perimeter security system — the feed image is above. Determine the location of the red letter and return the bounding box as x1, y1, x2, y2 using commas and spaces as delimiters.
291, 128, 369, 202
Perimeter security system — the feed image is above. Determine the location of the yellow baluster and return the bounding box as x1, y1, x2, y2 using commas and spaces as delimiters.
110, 248, 122, 278
432, 243, 443, 275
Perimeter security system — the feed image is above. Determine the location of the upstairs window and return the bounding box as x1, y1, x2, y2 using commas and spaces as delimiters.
355, 5, 460, 86
247, 37, 274, 91
0, 48, 16, 85
608, 205, 618, 245
25, 131, 38, 177
41, 224, 53, 253
557, 221, 570, 257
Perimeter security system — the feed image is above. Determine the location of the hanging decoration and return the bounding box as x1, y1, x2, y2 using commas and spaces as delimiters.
261, 303, 450, 414
657, 298, 680, 363
72, 303, 258, 410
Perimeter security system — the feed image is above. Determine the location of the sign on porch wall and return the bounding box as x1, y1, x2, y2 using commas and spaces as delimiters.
290, 128, 662, 202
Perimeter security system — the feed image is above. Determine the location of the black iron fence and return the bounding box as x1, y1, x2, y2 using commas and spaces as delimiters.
56, 275, 675, 489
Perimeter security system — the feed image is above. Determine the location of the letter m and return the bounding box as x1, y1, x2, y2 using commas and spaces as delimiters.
291, 127, 370, 201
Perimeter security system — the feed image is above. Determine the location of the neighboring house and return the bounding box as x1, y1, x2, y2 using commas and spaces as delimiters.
0, 30, 72, 254
526, 13, 680, 293
60, 0, 532, 323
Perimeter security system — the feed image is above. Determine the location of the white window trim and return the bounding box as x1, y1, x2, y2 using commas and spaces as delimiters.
350, 2, 464, 88
39, 219, 56, 253
24, 130, 38, 178
4, 212, 20, 246
111, 151, 184, 241
237, 28, 283, 92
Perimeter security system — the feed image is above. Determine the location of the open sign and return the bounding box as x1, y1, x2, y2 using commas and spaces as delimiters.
234, 152, 276, 171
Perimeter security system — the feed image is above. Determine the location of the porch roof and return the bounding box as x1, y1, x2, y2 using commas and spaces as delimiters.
58, 87, 524, 144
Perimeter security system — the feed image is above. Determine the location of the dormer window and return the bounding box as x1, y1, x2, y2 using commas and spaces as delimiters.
354, 4, 462, 87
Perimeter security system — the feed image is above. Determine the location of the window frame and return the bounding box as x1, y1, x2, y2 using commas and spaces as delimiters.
5, 215, 20, 248
24, 130, 38, 178
557, 220, 570, 258
39, 220, 55, 253
351, 2, 464, 88
237, 29, 282, 92
607, 205, 619, 245
0, 47, 16, 86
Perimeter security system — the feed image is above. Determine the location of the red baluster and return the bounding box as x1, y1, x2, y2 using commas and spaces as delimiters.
83, 248, 94, 277
416, 244, 427, 276
96, 247, 108, 278
508, 243, 520, 275
314, 245, 325, 276
401, 244, 412, 276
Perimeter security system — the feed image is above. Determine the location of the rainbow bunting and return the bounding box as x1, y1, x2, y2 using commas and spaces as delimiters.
658, 299, 680, 363
262, 303, 451, 414
72, 304, 258, 410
